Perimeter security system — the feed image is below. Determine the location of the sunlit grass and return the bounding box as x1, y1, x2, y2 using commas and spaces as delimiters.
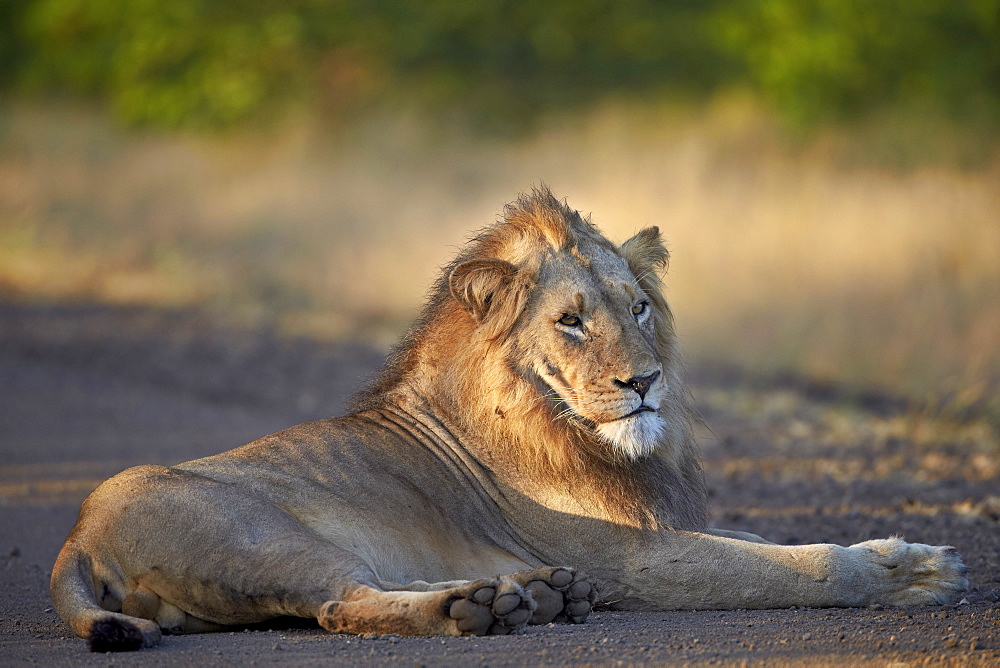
1, 97, 997, 421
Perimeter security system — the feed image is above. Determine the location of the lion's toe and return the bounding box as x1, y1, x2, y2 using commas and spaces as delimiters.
447, 578, 534, 636
561, 577, 598, 623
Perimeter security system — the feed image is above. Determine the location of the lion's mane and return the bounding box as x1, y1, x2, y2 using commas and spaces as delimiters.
351, 186, 707, 530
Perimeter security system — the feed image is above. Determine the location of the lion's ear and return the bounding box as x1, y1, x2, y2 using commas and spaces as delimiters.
620, 226, 669, 277
449, 258, 518, 321
449, 259, 527, 339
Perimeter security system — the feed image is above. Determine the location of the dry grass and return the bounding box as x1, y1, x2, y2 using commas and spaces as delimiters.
1, 97, 998, 421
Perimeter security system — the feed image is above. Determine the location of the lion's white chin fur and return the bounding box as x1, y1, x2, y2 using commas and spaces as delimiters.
596, 411, 666, 461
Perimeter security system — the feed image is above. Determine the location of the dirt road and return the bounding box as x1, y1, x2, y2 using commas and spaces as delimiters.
1, 303, 997, 665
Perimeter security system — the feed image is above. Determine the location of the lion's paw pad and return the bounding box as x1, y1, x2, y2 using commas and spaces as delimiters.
515, 567, 596, 625
448, 579, 535, 636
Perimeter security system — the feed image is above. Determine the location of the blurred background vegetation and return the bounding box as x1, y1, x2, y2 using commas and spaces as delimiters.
1, 0, 998, 425
4, 0, 999, 135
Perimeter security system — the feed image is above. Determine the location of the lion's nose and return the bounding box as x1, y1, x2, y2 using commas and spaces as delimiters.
614, 370, 660, 400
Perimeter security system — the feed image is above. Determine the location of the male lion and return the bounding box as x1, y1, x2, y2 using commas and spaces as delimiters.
52, 187, 968, 651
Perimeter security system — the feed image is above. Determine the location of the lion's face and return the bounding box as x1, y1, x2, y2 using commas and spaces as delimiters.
444, 191, 677, 466
513, 242, 667, 461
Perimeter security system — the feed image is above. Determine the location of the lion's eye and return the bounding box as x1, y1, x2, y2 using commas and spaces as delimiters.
632, 301, 648, 317
557, 314, 582, 327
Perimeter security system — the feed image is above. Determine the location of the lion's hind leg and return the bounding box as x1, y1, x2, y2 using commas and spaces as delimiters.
318, 578, 535, 636
122, 586, 227, 634
508, 567, 596, 625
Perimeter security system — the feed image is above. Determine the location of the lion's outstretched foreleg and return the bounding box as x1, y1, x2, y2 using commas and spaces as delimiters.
612, 531, 968, 610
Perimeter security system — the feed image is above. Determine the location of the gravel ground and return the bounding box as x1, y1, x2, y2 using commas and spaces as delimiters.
1, 302, 997, 665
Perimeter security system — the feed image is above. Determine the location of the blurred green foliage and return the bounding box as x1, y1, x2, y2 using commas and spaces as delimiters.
2, 0, 998, 130
715, 0, 1000, 125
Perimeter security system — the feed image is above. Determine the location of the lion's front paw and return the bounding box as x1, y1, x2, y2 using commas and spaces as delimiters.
509, 567, 596, 625
851, 538, 968, 606
447, 578, 535, 635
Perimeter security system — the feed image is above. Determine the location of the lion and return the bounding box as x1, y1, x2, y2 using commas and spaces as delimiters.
51, 186, 968, 651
